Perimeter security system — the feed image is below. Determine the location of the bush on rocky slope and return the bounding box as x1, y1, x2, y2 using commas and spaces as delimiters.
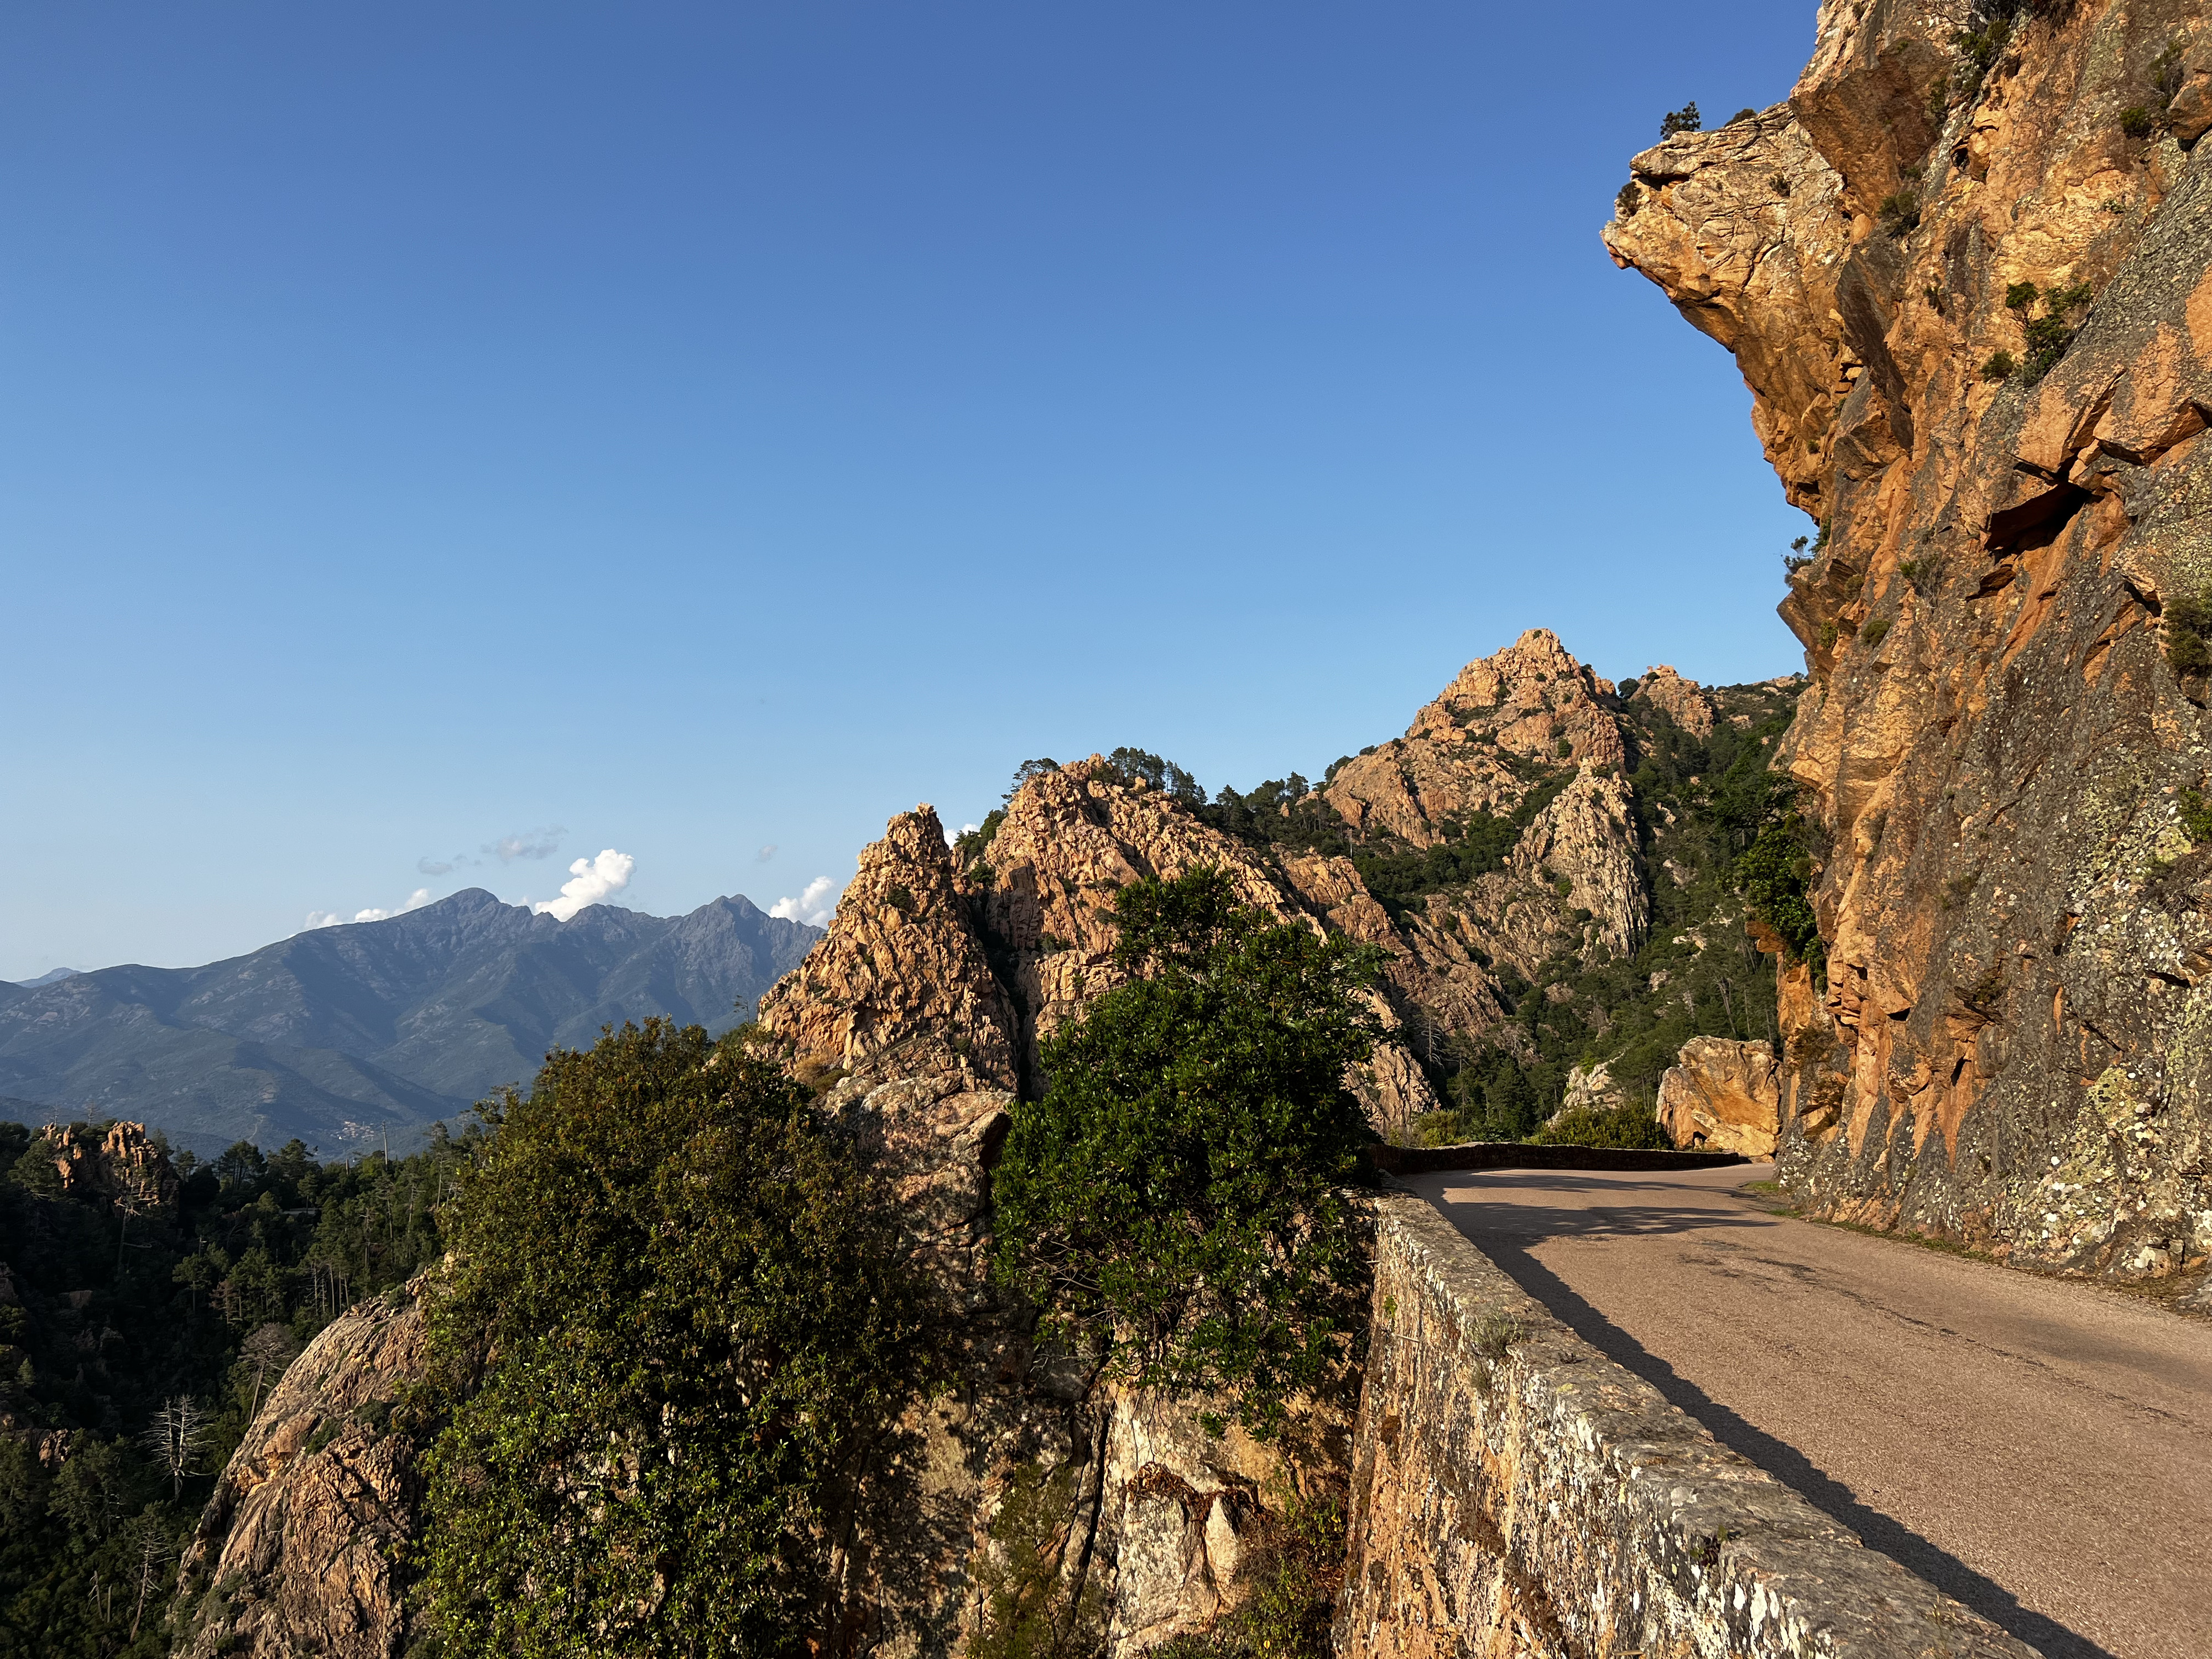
991, 870, 1379, 1443
413, 1019, 944, 1659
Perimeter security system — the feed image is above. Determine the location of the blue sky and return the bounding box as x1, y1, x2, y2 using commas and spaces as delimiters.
3, 2, 1818, 980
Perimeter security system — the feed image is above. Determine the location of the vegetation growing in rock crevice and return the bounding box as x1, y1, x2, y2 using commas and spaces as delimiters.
414, 1019, 945, 1659
2167, 583, 2212, 682
991, 870, 1378, 1443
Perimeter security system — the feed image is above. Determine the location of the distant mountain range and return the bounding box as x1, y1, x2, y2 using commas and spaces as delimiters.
0, 890, 822, 1154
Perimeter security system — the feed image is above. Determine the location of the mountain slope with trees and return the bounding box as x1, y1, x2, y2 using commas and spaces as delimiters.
0, 891, 820, 1155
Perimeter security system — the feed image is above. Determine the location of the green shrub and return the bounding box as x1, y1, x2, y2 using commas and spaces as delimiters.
2005, 281, 2039, 311
2121, 104, 2156, 137
1878, 192, 1921, 238
1726, 107, 1757, 124
2022, 314, 2075, 380
2167, 586, 2212, 677
1659, 101, 1702, 138
991, 869, 1379, 1440
1736, 811, 1824, 970
1953, 15, 2012, 104
414, 1020, 943, 1658
1860, 615, 1891, 646
2179, 787, 2212, 844
954, 808, 1007, 868
1531, 1104, 1672, 1150
2153, 40, 2189, 106
1981, 350, 2017, 382
967, 1462, 1103, 1659
1616, 180, 1642, 218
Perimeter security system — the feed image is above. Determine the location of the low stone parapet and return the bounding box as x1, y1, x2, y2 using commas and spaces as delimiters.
1368, 1142, 1749, 1176
1336, 1194, 2037, 1657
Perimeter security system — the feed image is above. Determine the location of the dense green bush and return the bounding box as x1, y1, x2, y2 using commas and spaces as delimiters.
2166, 585, 2212, 677
415, 1020, 943, 1658
992, 870, 1378, 1440
1531, 1103, 1672, 1150
1659, 101, 1701, 138
1737, 810, 1824, 972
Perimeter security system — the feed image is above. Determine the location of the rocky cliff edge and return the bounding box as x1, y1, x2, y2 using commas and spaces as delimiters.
1609, 0, 2212, 1289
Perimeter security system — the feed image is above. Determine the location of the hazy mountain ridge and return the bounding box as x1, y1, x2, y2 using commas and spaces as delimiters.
0, 889, 821, 1152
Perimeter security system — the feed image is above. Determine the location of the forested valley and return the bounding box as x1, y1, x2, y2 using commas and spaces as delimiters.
0, 1119, 471, 1657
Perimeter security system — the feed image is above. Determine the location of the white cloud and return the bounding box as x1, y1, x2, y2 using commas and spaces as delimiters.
304, 888, 436, 930
486, 827, 565, 863
416, 856, 456, 875
533, 849, 635, 922
770, 875, 842, 927
755, 844, 778, 863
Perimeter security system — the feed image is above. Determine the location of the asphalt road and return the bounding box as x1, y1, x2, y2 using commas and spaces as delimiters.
1404, 1164, 2212, 1659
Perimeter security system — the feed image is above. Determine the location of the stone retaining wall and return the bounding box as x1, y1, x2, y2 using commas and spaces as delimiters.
1368, 1143, 1750, 1177
1335, 1194, 2038, 1658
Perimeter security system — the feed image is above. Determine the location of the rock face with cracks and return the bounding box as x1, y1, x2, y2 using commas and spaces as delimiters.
1609, 0, 2212, 1287
170, 1284, 426, 1659
1658, 1035, 1784, 1157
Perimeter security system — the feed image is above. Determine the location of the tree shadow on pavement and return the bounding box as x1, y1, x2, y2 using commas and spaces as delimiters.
1479, 1237, 2115, 1659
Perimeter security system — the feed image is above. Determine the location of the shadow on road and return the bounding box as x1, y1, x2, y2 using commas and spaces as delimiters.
1478, 1234, 2114, 1659
1430, 1194, 1775, 1242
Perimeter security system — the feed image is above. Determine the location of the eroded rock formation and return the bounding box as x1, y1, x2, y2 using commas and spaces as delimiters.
1658, 1036, 1783, 1157
1609, 0, 2212, 1284
165, 648, 1802, 1651
1324, 629, 1628, 846
35, 1119, 178, 1212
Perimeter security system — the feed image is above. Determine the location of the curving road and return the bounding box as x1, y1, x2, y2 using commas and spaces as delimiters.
1404, 1164, 2212, 1659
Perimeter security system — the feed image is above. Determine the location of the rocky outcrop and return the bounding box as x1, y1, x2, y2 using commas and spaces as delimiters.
1630, 664, 1718, 738
759, 784, 1348, 1655
1338, 1194, 2033, 1657
757, 805, 1021, 1095
969, 761, 1300, 1082
1658, 1036, 1783, 1157
1609, 0, 2212, 1282
170, 1282, 425, 1659
1324, 629, 1628, 848
1507, 769, 1649, 961
35, 1120, 177, 1212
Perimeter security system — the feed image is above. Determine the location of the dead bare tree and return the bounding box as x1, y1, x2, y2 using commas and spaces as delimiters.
140, 1396, 211, 1500
239, 1322, 300, 1420
127, 1510, 175, 1641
